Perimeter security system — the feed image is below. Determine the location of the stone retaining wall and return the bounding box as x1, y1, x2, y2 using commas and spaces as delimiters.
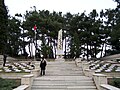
0, 73, 29, 79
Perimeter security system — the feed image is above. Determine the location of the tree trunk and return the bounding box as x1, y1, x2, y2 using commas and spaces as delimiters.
87, 43, 89, 60
100, 42, 104, 58
47, 37, 50, 58
53, 40, 56, 59
104, 43, 107, 56
64, 37, 67, 58
28, 41, 32, 58
94, 43, 97, 58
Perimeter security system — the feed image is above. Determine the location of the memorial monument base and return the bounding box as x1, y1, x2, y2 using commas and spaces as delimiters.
55, 58, 65, 62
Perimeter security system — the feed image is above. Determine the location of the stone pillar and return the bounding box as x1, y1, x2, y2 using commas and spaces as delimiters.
21, 74, 34, 90
93, 74, 107, 90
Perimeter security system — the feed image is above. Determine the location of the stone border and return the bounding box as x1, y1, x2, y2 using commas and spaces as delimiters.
93, 72, 120, 90
13, 85, 29, 90
101, 84, 120, 90
0, 73, 29, 79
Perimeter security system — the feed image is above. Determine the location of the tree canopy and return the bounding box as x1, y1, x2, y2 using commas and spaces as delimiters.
0, 1, 120, 59
0, 0, 8, 54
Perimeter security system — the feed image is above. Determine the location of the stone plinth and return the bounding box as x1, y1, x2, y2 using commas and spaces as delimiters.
13, 85, 29, 90
84, 69, 95, 77
31, 69, 40, 77
93, 74, 107, 90
21, 74, 34, 89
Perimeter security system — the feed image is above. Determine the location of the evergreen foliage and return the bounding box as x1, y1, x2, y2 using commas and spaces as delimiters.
0, 78, 20, 90
1, 1, 120, 59
0, 0, 8, 54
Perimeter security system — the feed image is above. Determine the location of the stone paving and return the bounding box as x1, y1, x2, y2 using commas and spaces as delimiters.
31, 60, 97, 90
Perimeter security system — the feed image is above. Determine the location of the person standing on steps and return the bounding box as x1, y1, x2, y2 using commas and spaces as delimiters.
40, 56, 47, 76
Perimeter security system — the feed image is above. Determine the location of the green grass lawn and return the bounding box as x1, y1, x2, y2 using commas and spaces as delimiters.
0, 78, 21, 90
108, 78, 120, 88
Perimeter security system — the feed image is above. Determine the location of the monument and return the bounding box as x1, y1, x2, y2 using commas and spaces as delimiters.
56, 29, 64, 61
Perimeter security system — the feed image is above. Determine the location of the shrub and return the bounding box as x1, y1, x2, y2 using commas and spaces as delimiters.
108, 78, 120, 88
0, 78, 20, 90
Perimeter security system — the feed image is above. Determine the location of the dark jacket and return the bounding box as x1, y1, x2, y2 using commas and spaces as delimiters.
40, 60, 47, 70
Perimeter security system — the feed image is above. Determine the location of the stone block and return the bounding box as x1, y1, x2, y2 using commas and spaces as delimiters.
21, 74, 34, 86
31, 69, 40, 77
93, 74, 107, 90
84, 69, 95, 77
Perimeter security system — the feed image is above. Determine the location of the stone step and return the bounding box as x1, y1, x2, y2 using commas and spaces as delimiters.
47, 69, 83, 71
32, 89, 97, 90
34, 76, 92, 81
33, 81, 95, 86
46, 72, 84, 76
33, 79, 93, 82
46, 66, 82, 70
46, 67, 83, 69
32, 76, 96, 89
31, 61, 97, 90
31, 85, 97, 90
46, 70, 83, 73
45, 74, 84, 76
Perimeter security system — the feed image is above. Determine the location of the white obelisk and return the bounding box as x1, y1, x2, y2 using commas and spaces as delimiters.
56, 29, 64, 60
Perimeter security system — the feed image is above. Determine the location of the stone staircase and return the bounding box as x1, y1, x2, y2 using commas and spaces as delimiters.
31, 60, 97, 90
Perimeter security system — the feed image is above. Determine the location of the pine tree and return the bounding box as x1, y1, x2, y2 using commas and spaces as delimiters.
0, 0, 8, 54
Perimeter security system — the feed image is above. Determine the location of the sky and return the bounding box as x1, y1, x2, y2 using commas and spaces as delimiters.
5, 0, 117, 16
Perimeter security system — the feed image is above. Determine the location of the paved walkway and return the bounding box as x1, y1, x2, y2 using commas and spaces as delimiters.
31, 60, 97, 90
